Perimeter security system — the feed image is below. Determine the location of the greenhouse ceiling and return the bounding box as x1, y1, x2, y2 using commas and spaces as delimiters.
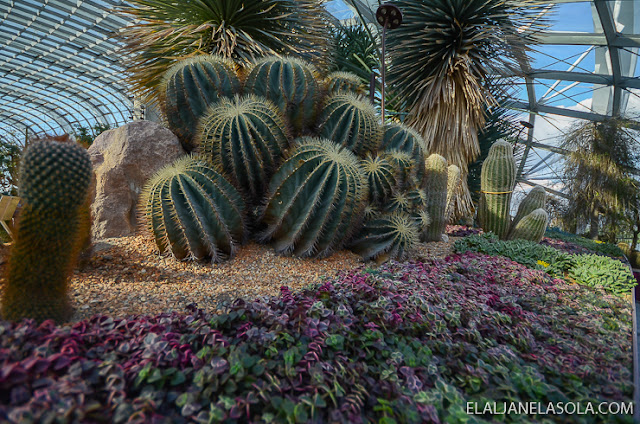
0, 0, 639, 197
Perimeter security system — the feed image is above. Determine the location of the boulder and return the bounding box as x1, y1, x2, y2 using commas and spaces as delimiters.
88, 121, 185, 239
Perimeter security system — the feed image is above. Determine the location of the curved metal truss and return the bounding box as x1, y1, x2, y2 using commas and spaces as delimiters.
0, 0, 134, 139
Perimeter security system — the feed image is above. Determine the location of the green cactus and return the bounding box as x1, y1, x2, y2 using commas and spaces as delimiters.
385, 191, 412, 214
243, 57, 320, 135
261, 138, 368, 257
161, 55, 241, 152
141, 156, 246, 262
349, 212, 419, 261
318, 93, 381, 156
361, 153, 395, 204
1, 140, 92, 323
508, 186, 547, 237
198, 95, 289, 204
381, 122, 427, 182
383, 150, 414, 188
422, 154, 449, 242
446, 164, 461, 220
478, 140, 516, 239
326, 71, 365, 94
507, 208, 549, 243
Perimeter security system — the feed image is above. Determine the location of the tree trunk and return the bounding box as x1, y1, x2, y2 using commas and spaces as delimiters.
589, 209, 599, 239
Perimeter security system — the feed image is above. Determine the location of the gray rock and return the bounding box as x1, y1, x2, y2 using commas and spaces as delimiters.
88, 121, 185, 239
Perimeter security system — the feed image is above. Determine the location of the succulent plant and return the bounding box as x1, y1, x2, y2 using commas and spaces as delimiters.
508, 185, 547, 238
507, 208, 549, 243
326, 71, 365, 94
478, 140, 516, 239
141, 156, 246, 262
318, 93, 381, 156
1, 140, 92, 323
380, 122, 427, 182
361, 153, 395, 204
261, 138, 367, 257
446, 164, 461, 220
161, 55, 241, 152
243, 57, 320, 135
422, 154, 449, 242
383, 150, 414, 188
349, 212, 419, 261
197, 95, 289, 204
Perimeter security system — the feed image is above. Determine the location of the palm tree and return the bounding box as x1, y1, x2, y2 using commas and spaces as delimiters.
330, 23, 379, 85
119, 0, 330, 104
386, 0, 545, 218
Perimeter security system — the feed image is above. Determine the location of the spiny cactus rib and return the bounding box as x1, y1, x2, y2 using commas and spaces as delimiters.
261, 138, 368, 258
161, 55, 241, 152
318, 93, 381, 156
244, 57, 320, 135
198, 95, 289, 203
478, 140, 516, 239
2, 140, 92, 323
361, 153, 395, 204
446, 165, 461, 220
381, 122, 427, 182
385, 191, 412, 214
422, 154, 448, 242
349, 212, 419, 261
507, 208, 549, 243
508, 185, 547, 238
141, 156, 246, 263
326, 71, 365, 94
383, 150, 414, 188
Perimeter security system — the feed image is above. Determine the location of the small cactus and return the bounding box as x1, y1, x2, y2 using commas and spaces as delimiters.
361, 153, 396, 204
507, 208, 549, 243
141, 157, 246, 262
478, 140, 516, 239
1, 140, 92, 323
446, 165, 461, 220
197, 95, 289, 204
161, 55, 241, 152
380, 123, 427, 182
326, 71, 365, 94
261, 138, 368, 257
508, 186, 547, 238
318, 93, 381, 156
422, 154, 448, 242
349, 212, 419, 261
244, 57, 320, 135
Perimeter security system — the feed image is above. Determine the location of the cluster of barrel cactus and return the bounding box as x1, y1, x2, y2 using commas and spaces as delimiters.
144, 54, 459, 262
478, 141, 549, 242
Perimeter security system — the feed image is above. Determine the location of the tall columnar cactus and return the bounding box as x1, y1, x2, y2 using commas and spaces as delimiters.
326, 71, 365, 95
198, 95, 289, 203
318, 93, 381, 156
422, 154, 449, 242
261, 138, 368, 257
349, 212, 419, 262
361, 153, 396, 204
243, 57, 320, 135
1, 140, 92, 323
141, 157, 246, 262
380, 123, 427, 182
161, 55, 241, 152
478, 140, 516, 239
508, 186, 547, 237
507, 208, 549, 243
446, 165, 461, 220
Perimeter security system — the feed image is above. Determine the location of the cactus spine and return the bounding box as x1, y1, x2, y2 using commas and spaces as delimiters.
161, 55, 241, 152
478, 140, 516, 239
198, 95, 289, 203
508, 186, 547, 237
381, 123, 427, 182
318, 93, 381, 156
244, 57, 320, 135
326, 72, 365, 94
349, 212, 419, 261
507, 208, 549, 242
261, 138, 367, 257
141, 157, 246, 262
422, 154, 449, 242
361, 153, 396, 204
1, 141, 92, 323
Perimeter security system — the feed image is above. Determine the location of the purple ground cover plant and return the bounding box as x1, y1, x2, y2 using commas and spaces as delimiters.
0, 253, 632, 423
446, 225, 482, 237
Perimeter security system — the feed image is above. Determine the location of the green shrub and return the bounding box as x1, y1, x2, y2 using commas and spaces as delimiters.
569, 254, 636, 297
545, 228, 626, 258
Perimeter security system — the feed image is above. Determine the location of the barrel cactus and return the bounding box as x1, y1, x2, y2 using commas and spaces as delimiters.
198, 95, 289, 203
261, 138, 368, 258
326, 71, 365, 94
361, 153, 396, 204
141, 157, 246, 263
1, 140, 92, 323
380, 122, 427, 182
422, 154, 449, 242
161, 55, 241, 152
478, 140, 516, 239
318, 93, 381, 156
507, 208, 549, 243
350, 212, 419, 261
508, 185, 547, 237
244, 57, 320, 135
383, 150, 415, 188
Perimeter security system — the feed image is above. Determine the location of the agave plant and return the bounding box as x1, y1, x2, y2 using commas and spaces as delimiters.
118, 0, 330, 103
387, 0, 546, 219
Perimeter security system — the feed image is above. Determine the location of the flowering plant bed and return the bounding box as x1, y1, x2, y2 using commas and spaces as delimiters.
0, 253, 632, 423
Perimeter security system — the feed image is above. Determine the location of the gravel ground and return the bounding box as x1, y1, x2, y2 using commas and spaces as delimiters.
0, 234, 457, 324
